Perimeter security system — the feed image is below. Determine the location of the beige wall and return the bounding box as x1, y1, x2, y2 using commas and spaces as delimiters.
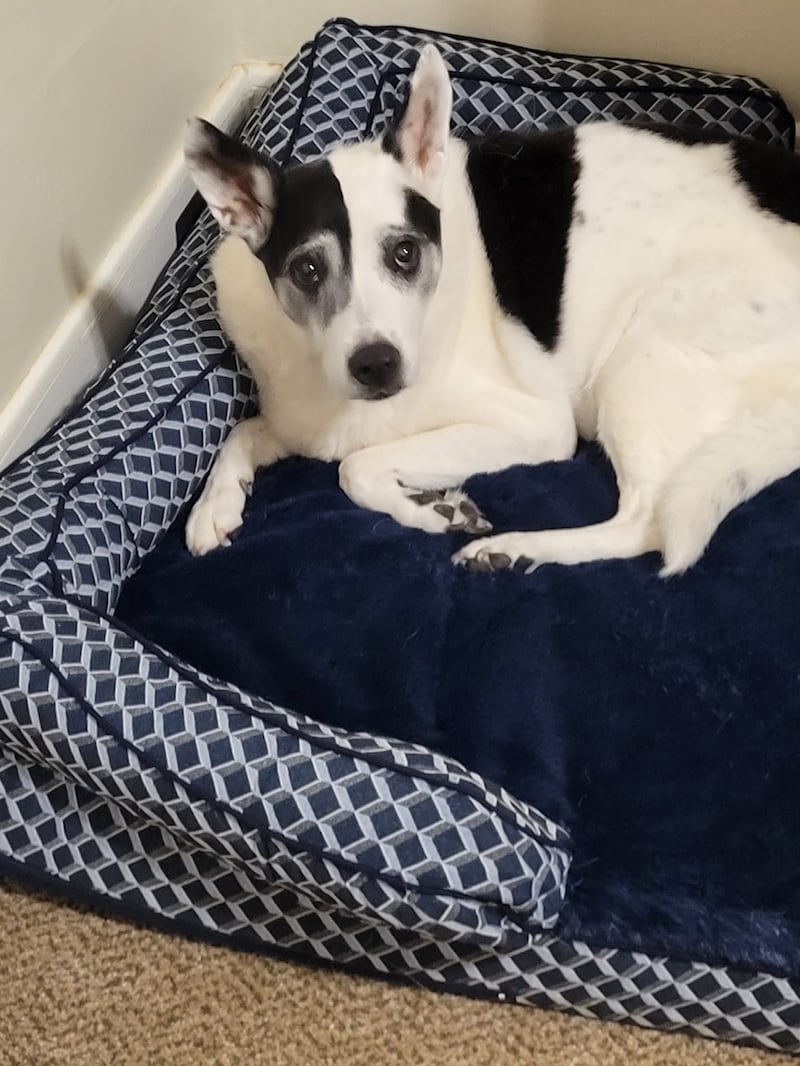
2, 0, 799, 420
0, 1, 239, 411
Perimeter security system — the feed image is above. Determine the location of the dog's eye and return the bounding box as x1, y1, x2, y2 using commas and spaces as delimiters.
289, 255, 322, 290
391, 239, 420, 273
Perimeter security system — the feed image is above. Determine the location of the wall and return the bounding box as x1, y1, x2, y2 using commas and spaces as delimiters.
0, 0, 239, 416
1, 0, 799, 434
236, 0, 800, 116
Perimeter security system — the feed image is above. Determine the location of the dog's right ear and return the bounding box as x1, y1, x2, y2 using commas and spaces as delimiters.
383, 45, 453, 203
184, 118, 280, 251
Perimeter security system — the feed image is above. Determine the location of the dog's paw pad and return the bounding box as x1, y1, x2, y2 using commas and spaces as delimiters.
404, 486, 492, 535
462, 557, 492, 573
407, 489, 446, 505
513, 555, 536, 573
457, 500, 492, 534
453, 539, 538, 574
461, 551, 511, 573
488, 552, 512, 570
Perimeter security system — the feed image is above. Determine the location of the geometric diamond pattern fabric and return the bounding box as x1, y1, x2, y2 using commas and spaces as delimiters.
276, 18, 795, 165
0, 17, 798, 1055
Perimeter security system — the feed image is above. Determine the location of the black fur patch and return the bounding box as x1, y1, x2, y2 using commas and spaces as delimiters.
733, 138, 800, 225
259, 159, 351, 279
382, 124, 403, 162
467, 129, 579, 351
381, 86, 411, 163
404, 189, 441, 246
190, 118, 282, 180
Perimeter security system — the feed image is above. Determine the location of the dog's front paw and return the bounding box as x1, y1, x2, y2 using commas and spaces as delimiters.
403, 487, 492, 535
452, 534, 536, 573
338, 456, 492, 535
185, 479, 249, 556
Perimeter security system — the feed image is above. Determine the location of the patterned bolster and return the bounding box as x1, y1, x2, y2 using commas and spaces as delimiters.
250, 17, 795, 170
0, 588, 570, 942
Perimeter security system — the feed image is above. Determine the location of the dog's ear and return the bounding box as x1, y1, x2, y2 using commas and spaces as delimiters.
184, 118, 280, 251
386, 45, 452, 202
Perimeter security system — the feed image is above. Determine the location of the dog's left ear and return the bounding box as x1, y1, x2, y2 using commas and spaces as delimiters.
184, 118, 281, 251
385, 44, 453, 203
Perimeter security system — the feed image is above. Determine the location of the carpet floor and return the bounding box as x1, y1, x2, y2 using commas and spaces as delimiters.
0, 877, 792, 1066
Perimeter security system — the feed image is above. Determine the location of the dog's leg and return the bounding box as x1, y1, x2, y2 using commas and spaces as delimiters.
453, 340, 673, 572
454, 329, 736, 573
339, 422, 570, 534
186, 416, 284, 555
453, 499, 659, 572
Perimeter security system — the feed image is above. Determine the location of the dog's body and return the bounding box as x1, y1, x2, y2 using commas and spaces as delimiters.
184, 46, 800, 574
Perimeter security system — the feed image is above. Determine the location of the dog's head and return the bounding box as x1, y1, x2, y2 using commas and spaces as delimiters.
185, 45, 453, 401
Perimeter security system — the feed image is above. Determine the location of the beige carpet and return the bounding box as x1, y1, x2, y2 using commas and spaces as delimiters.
0, 878, 792, 1066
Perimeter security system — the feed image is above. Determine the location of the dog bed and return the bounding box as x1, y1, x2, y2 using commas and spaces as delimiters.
2, 17, 799, 1054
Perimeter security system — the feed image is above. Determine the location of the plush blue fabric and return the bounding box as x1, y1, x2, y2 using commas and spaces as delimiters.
116, 443, 800, 978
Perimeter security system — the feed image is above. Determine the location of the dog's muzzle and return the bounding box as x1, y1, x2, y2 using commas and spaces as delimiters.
348, 342, 403, 400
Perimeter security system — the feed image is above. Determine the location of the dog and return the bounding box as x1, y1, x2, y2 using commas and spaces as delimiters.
183, 44, 800, 575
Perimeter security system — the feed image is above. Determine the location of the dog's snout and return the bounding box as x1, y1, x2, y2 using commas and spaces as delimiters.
348, 342, 403, 398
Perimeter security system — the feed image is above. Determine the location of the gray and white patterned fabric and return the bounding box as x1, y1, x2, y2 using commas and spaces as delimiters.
1, 17, 798, 1055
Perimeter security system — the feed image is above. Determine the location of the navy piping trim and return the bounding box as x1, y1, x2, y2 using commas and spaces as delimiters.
0, 628, 556, 931
284, 30, 323, 163
104, 495, 139, 558
45, 559, 63, 599
36, 494, 66, 565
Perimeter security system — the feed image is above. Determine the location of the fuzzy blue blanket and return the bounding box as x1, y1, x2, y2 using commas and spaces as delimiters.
116, 442, 800, 979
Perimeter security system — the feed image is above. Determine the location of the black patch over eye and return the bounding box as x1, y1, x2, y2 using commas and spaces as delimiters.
289, 254, 324, 290
389, 238, 420, 274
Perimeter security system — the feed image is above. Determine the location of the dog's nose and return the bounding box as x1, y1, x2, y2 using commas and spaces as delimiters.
348, 342, 402, 397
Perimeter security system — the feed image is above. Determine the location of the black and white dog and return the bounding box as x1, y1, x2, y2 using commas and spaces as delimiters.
184, 45, 800, 574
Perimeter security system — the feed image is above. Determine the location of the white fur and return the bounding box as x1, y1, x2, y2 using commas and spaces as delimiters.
185, 50, 800, 574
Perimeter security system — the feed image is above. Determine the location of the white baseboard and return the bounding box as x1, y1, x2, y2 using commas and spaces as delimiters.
0, 60, 281, 472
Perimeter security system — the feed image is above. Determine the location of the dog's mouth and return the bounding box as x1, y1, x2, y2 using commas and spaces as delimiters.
362, 381, 405, 402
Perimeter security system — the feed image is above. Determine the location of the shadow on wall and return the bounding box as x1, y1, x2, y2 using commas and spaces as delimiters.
59, 240, 132, 368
